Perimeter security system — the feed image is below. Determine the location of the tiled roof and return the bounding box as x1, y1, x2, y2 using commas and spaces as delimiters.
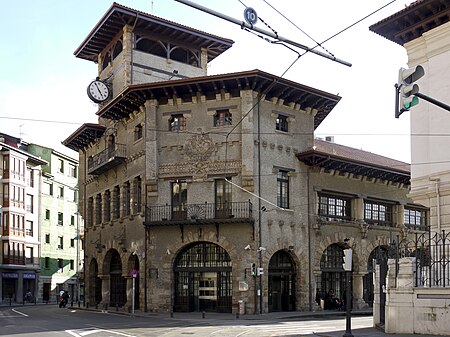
297, 138, 410, 184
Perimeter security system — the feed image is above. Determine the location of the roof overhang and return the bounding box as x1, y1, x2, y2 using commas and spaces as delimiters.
296, 146, 410, 185
370, 0, 450, 45
95, 69, 341, 127
75, 2, 234, 62
62, 123, 106, 152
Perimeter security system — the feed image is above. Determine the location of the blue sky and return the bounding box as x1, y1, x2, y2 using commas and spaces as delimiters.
0, 0, 411, 161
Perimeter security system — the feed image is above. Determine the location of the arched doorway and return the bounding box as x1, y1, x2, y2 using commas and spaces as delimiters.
268, 250, 296, 312
364, 246, 388, 307
173, 242, 232, 313
319, 243, 348, 309
105, 249, 126, 308
88, 259, 102, 306
128, 254, 140, 309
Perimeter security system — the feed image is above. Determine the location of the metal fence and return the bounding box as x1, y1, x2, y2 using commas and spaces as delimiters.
389, 230, 450, 288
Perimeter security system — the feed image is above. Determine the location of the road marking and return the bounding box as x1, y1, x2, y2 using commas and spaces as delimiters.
11, 308, 28, 317
65, 327, 136, 337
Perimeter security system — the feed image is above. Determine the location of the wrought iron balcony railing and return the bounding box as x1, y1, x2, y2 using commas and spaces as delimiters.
88, 144, 126, 175
145, 201, 254, 226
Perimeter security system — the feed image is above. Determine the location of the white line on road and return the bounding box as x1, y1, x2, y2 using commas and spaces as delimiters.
11, 308, 28, 317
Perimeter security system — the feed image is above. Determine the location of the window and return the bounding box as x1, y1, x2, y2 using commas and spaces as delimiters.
67, 189, 76, 202
68, 163, 77, 178
404, 207, 427, 230
69, 260, 74, 270
95, 194, 102, 225
215, 178, 232, 218
364, 200, 393, 227
104, 190, 111, 222
26, 220, 33, 236
43, 182, 53, 195
57, 186, 64, 199
58, 159, 64, 173
124, 182, 131, 216
27, 168, 34, 187
57, 258, 63, 272
169, 114, 186, 132
276, 114, 288, 132
45, 209, 50, 220
26, 194, 33, 213
70, 238, 75, 248
57, 212, 63, 226
171, 181, 187, 220
113, 186, 121, 220
44, 257, 50, 269
87, 197, 93, 227
135, 177, 142, 213
277, 170, 289, 208
58, 236, 63, 250
213, 110, 232, 127
318, 193, 351, 222
70, 215, 75, 226
45, 234, 50, 244
134, 124, 143, 141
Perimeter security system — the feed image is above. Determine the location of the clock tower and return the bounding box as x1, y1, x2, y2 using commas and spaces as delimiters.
75, 3, 233, 104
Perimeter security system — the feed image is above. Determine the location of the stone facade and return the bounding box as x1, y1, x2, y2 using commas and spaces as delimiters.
64, 3, 427, 315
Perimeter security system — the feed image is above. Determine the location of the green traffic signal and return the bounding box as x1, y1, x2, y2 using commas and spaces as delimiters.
396, 65, 424, 118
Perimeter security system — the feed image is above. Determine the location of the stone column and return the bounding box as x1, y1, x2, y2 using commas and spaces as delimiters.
125, 275, 133, 310
352, 197, 365, 223
385, 257, 415, 334
352, 272, 369, 309
99, 274, 110, 309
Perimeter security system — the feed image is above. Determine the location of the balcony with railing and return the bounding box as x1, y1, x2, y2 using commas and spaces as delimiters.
88, 144, 126, 175
145, 201, 254, 226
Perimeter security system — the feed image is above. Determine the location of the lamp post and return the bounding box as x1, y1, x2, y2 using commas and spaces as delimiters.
342, 245, 353, 337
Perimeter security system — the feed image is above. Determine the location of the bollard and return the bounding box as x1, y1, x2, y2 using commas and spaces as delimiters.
78, 301, 81, 308
170, 311, 174, 318
116, 304, 119, 311
9, 298, 12, 306
202, 311, 205, 319
236, 312, 240, 319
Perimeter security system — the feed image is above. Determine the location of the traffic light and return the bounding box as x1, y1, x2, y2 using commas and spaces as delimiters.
342, 248, 352, 271
250, 263, 256, 276
396, 65, 424, 118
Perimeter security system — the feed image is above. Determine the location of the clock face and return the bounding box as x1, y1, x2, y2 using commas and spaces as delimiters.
87, 80, 110, 103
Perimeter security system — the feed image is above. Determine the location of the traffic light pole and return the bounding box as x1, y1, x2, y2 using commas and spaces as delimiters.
343, 270, 353, 337
414, 92, 450, 112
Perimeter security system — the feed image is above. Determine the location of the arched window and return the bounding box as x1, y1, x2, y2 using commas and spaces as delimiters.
112, 41, 123, 60
102, 52, 111, 71
136, 37, 167, 58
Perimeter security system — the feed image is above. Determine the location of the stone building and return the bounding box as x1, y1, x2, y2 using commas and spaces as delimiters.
63, 3, 427, 314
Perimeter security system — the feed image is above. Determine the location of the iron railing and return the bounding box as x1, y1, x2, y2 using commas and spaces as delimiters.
88, 144, 126, 175
146, 201, 253, 224
389, 230, 450, 288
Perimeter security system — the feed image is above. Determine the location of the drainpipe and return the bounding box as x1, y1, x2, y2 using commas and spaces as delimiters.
257, 97, 263, 315
430, 178, 441, 232
307, 167, 312, 311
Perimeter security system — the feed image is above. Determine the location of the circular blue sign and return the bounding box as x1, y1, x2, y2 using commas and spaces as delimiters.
244, 7, 258, 25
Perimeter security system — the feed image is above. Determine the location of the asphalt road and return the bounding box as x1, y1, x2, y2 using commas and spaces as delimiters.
0, 304, 378, 337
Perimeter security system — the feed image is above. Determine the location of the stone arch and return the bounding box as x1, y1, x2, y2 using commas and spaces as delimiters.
103, 248, 126, 308
173, 241, 232, 313
268, 250, 296, 312
88, 258, 102, 306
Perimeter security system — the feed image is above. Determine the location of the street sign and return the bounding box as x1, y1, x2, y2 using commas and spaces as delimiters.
131, 268, 139, 278
244, 7, 258, 25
